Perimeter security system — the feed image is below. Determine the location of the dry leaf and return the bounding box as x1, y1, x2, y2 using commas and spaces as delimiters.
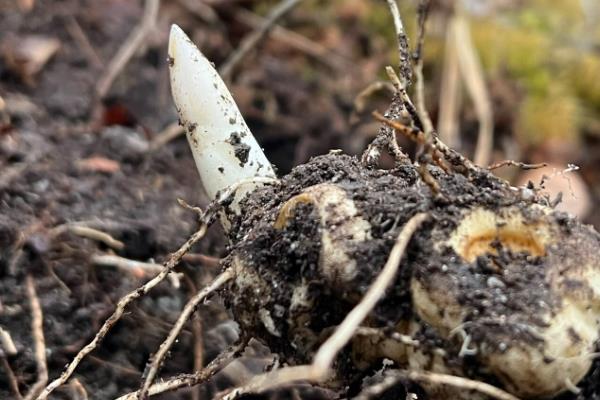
18, 0, 35, 12
78, 156, 121, 174
1, 35, 61, 85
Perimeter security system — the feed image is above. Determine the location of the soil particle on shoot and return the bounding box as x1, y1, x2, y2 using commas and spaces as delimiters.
226, 132, 251, 167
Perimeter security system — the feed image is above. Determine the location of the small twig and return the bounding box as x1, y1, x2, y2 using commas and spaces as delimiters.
452, 13, 493, 166
54, 224, 125, 250
149, 121, 185, 151
233, 7, 349, 71
91, 254, 182, 288
488, 160, 547, 171
95, 0, 160, 99
191, 313, 204, 400
437, 13, 462, 148
385, 0, 411, 88
412, 0, 434, 137
177, 198, 204, 217
69, 378, 88, 400
36, 206, 223, 399
220, 0, 302, 81
0, 326, 18, 356
372, 111, 443, 193
24, 275, 48, 400
375, 110, 478, 176
1, 356, 22, 399
138, 269, 234, 399
373, 111, 424, 143
115, 343, 245, 400
221, 213, 428, 399
65, 16, 104, 69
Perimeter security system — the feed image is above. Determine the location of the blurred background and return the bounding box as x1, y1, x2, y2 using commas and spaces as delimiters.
1, 0, 599, 399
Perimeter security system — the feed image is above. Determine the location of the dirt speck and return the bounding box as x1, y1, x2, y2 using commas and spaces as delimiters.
226, 132, 251, 167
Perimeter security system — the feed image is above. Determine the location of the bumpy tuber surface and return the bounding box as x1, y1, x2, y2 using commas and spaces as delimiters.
223, 153, 600, 399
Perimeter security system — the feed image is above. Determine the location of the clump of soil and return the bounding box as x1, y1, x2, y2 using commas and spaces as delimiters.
223, 152, 600, 399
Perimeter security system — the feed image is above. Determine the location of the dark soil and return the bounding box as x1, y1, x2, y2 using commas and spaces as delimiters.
2, 1, 600, 400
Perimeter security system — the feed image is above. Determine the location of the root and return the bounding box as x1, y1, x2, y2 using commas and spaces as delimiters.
91, 254, 183, 288
115, 343, 245, 400
0, 326, 18, 356
69, 378, 88, 400
1, 356, 22, 399
191, 313, 204, 400
24, 275, 48, 400
354, 369, 520, 400
138, 268, 235, 399
52, 224, 125, 250
221, 213, 429, 399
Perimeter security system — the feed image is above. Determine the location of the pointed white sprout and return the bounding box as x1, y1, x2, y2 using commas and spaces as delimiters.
168, 24, 276, 206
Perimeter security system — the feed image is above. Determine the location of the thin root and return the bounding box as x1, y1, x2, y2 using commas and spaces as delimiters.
24, 275, 48, 400
354, 369, 519, 400
1, 356, 22, 399
91, 254, 183, 288
52, 224, 125, 250
0, 326, 18, 356
115, 342, 245, 400
138, 268, 234, 399
488, 160, 547, 171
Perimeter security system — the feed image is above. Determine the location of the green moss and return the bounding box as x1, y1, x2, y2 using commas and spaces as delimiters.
516, 90, 580, 145
471, 21, 551, 93
515, 0, 583, 34
571, 54, 600, 111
